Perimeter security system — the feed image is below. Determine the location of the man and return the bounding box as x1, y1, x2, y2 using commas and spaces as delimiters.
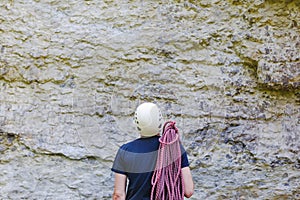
111, 102, 194, 200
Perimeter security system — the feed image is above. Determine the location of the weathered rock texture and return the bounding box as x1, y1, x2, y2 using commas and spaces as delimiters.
0, 0, 299, 199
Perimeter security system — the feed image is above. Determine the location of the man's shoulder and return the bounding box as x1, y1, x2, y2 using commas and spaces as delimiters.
121, 137, 139, 146
120, 136, 160, 153
119, 138, 140, 151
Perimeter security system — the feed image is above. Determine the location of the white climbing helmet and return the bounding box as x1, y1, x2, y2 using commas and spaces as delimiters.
134, 102, 163, 137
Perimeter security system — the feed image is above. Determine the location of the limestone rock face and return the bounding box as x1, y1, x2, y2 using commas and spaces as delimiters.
0, 0, 299, 199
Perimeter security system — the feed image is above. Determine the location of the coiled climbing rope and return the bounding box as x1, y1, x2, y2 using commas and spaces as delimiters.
151, 121, 184, 200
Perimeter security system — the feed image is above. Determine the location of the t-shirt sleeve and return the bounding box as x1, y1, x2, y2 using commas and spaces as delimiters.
180, 143, 189, 168
111, 146, 128, 175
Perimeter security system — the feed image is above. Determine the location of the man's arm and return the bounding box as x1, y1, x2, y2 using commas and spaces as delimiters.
182, 167, 194, 198
113, 173, 127, 200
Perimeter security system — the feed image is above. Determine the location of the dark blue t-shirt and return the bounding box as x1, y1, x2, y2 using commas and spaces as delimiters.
111, 135, 189, 200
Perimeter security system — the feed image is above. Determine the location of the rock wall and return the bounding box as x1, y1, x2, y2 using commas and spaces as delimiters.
0, 0, 299, 199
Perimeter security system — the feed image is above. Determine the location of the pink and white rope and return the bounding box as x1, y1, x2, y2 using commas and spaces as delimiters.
151, 121, 184, 200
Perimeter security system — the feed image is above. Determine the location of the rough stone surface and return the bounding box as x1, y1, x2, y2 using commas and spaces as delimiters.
0, 0, 299, 199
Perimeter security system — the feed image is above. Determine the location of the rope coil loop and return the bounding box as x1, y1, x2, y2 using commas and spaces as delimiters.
151, 121, 184, 200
